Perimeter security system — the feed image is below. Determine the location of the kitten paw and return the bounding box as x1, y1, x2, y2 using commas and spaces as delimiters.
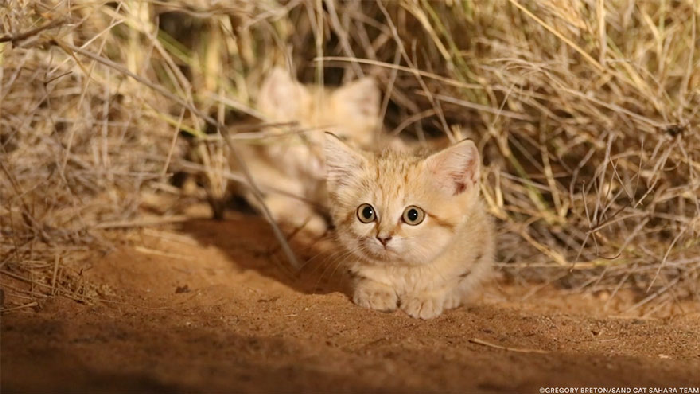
401, 294, 445, 320
353, 281, 398, 313
443, 291, 462, 310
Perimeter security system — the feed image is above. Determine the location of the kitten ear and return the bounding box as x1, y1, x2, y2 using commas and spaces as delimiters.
424, 139, 480, 196
324, 132, 366, 185
257, 67, 308, 119
333, 77, 380, 119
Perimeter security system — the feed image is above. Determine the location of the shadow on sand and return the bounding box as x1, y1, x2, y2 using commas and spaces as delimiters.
178, 211, 353, 297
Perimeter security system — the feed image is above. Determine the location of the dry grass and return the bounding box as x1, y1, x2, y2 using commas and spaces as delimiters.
1, 0, 698, 311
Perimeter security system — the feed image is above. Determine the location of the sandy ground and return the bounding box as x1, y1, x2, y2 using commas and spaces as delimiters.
3, 212, 700, 393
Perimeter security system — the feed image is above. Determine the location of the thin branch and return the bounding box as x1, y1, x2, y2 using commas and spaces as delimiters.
51, 39, 301, 270
0, 19, 69, 44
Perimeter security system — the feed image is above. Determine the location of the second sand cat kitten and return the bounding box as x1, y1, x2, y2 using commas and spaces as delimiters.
324, 133, 494, 319
231, 68, 382, 233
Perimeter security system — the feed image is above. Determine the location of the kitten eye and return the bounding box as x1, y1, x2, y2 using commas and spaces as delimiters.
402, 206, 425, 226
356, 203, 376, 223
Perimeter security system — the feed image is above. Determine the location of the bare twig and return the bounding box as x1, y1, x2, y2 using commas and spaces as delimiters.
52, 40, 301, 271
0, 19, 69, 44
469, 338, 549, 354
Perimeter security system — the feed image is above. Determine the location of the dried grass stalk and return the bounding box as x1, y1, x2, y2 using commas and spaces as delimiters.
1, 0, 698, 308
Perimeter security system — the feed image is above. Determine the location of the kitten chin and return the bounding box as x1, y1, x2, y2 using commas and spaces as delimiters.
325, 132, 495, 320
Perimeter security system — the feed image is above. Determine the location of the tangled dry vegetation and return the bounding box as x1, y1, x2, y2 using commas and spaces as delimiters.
1, 0, 698, 311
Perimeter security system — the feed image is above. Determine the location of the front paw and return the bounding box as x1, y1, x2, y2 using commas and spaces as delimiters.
443, 290, 462, 310
401, 293, 445, 320
353, 280, 398, 313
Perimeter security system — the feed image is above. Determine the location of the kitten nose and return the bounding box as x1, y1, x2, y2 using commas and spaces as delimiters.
376, 236, 392, 246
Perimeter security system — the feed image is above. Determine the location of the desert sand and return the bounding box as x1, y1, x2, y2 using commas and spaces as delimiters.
3, 213, 700, 393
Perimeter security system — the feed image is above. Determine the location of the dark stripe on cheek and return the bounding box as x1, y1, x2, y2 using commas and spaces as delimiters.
459, 251, 483, 278
426, 212, 457, 230
342, 209, 356, 227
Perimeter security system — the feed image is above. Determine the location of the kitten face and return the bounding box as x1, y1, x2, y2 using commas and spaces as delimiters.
257, 67, 380, 146
325, 133, 481, 266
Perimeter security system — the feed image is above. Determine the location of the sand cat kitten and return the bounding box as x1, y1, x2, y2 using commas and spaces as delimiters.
231, 67, 382, 233
324, 133, 494, 319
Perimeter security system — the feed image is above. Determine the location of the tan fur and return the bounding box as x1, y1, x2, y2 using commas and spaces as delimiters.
324, 133, 494, 319
230, 67, 385, 233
